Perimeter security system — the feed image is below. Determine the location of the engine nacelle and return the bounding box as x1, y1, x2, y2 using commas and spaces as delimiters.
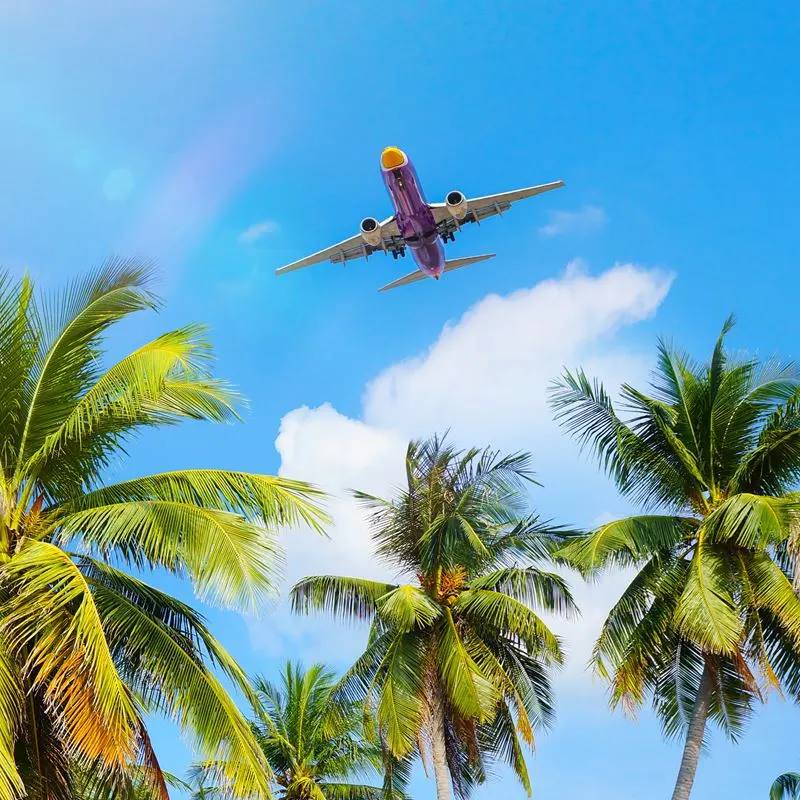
360, 217, 382, 246
445, 190, 468, 220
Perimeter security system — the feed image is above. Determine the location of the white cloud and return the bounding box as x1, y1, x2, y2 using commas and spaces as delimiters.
362, 260, 669, 447
539, 205, 607, 237
276, 405, 407, 586
247, 407, 409, 664
238, 219, 279, 243
256, 261, 673, 682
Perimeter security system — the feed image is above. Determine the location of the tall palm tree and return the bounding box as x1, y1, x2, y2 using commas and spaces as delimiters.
549, 316, 800, 800
292, 436, 576, 800
243, 661, 406, 800
0, 263, 326, 800
771, 773, 800, 800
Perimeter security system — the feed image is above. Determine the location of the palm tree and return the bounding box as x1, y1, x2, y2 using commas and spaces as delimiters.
0, 263, 327, 799
771, 773, 800, 800
549, 316, 800, 800
242, 661, 406, 800
292, 436, 576, 800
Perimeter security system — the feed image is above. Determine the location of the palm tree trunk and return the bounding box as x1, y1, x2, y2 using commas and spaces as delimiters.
428, 683, 452, 800
671, 663, 713, 800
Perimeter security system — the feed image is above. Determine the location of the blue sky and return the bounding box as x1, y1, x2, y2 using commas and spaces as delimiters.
1, 1, 799, 797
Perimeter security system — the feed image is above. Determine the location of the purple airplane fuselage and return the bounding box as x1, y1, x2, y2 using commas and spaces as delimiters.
380, 147, 446, 278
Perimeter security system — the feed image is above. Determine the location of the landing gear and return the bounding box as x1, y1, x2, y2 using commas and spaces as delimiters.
390, 245, 407, 260
441, 230, 456, 244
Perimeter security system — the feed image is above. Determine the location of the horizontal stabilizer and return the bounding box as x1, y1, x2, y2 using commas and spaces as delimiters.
378, 254, 495, 292
442, 253, 496, 274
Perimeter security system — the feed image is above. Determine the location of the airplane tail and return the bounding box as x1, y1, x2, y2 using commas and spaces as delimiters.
379, 253, 496, 292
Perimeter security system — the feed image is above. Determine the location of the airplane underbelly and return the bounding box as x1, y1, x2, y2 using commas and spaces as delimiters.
384, 163, 443, 274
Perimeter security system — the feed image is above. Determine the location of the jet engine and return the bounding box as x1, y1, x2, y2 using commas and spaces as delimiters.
445, 190, 469, 220
360, 217, 382, 246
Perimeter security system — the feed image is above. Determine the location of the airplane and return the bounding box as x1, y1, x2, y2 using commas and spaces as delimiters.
275, 146, 565, 292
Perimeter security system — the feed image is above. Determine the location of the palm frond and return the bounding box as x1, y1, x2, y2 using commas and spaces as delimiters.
469, 567, 577, 617
377, 634, 426, 756
675, 538, 742, 654
56, 471, 327, 612
320, 783, 386, 800
557, 516, 694, 576
2, 540, 139, 768
376, 585, 442, 632
14, 259, 159, 476
477, 702, 531, 796
771, 772, 800, 800
61, 469, 327, 531
79, 558, 257, 707
85, 567, 273, 799
549, 369, 690, 509
438, 609, 499, 722
379, 752, 413, 800
59, 500, 281, 613
743, 553, 800, 643
455, 590, 563, 663
291, 576, 397, 622
704, 493, 798, 549
483, 515, 579, 567
0, 636, 24, 799
0, 272, 38, 473
26, 325, 242, 490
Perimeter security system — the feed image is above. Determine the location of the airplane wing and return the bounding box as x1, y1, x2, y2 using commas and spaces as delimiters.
429, 181, 565, 226
275, 215, 401, 275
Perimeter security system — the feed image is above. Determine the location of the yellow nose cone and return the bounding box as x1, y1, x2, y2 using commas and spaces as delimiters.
381, 146, 406, 169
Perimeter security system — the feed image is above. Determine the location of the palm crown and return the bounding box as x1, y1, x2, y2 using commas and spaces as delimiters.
549, 316, 800, 799
292, 435, 576, 799
246, 661, 401, 800
0, 263, 326, 800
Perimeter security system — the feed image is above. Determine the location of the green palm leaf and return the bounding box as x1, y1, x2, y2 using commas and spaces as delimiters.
378, 635, 427, 756
376, 586, 442, 632
320, 783, 387, 800
292, 576, 397, 622
558, 515, 694, 574
27, 325, 242, 485
2, 541, 140, 767
85, 566, 272, 798
454, 590, 562, 662
56, 471, 327, 612
704, 493, 799, 549
675, 539, 742, 654
14, 260, 158, 477
438, 609, 499, 721
771, 772, 800, 800
0, 638, 24, 799
469, 567, 576, 616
